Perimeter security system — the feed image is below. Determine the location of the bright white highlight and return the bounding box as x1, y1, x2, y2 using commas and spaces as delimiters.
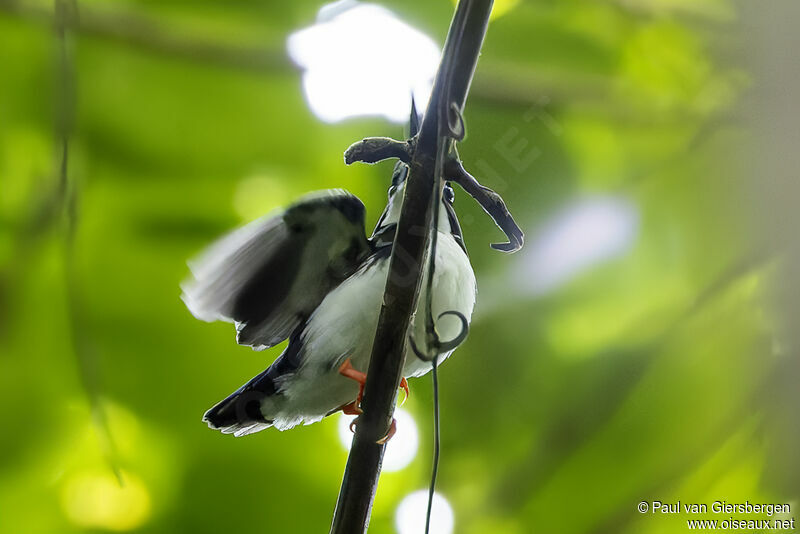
338, 408, 418, 472
287, 0, 440, 123
519, 195, 639, 295
395, 490, 454, 534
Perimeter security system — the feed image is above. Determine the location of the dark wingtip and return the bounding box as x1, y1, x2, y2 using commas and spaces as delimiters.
203, 386, 273, 434
202, 406, 233, 431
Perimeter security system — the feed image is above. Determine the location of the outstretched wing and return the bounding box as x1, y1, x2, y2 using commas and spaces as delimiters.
182, 189, 372, 350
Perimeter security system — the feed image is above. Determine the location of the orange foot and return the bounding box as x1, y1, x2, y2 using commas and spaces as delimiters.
338, 358, 405, 443
338, 358, 367, 408
340, 400, 362, 416
338, 359, 409, 409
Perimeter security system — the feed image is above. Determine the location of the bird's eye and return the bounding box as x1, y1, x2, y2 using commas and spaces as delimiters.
444, 185, 455, 204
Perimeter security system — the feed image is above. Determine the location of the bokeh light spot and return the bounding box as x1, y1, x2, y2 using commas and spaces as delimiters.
395, 490, 454, 534
517, 195, 639, 295
287, 0, 440, 123
60, 469, 151, 531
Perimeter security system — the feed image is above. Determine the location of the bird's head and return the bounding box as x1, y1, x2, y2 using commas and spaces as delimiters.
371, 101, 465, 248
374, 161, 461, 242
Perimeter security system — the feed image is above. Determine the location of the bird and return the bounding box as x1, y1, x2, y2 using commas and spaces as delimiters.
182, 160, 476, 438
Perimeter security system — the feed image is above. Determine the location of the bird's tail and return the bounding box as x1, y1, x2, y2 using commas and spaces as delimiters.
202, 368, 276, 437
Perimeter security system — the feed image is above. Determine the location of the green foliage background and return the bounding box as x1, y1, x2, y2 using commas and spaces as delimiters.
1, 0, 798, 533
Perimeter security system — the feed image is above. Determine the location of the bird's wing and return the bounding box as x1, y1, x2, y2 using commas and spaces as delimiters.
182, 189, 372, 350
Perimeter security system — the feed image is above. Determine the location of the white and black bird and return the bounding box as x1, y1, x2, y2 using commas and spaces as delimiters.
182, 161, 477, 437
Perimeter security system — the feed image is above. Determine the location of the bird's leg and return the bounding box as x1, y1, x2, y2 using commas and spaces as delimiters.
339, 358, 409, 408
339, 359, 406, 443
338, 358, 367, 407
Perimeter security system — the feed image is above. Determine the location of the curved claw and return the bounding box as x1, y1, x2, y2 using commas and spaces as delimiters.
399, 378, 409, 405
347, 414, 393, 443
376, 419, 397, 445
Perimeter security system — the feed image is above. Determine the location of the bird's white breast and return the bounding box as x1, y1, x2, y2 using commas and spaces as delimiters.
270, 230, 476, 428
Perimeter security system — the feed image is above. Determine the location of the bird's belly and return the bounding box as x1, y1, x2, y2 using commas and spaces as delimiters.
275, 232, 476, 426
405, 234, 477, 377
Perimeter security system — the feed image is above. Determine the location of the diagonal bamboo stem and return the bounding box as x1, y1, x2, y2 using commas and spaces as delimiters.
329, 2, 493, 533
